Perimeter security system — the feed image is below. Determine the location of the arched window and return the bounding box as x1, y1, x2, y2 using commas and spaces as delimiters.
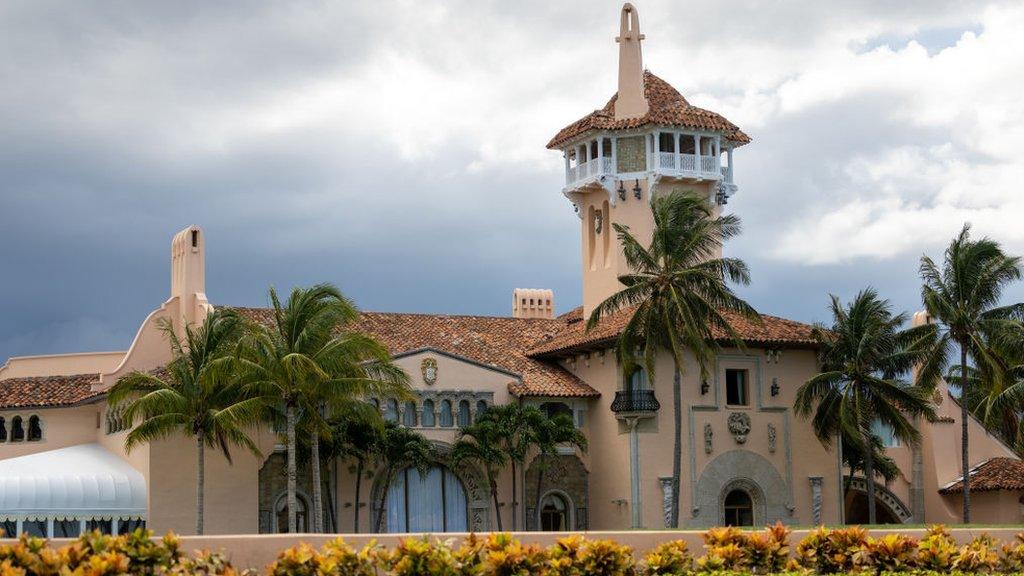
27, 415, 42, 441
475, 400, 488, 420
0, 417, 6, 442
10, 416, 24, 442
540, 401, 573, 421
723, 489, 754, 527
386, 466, 467, 532
402, 401, 418, 427
626, 367, 647, 391
539, 493, 570, 531
457, 400, 471, 427
439, 400, 453, 427
384, 399, 399, 423
421, 399, 436, 427
276, 494, 309, 533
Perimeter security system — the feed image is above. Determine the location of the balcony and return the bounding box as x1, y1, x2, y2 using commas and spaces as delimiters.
566, 157, 615, 186
649, 152, 726, 181
610, 389, 661, 414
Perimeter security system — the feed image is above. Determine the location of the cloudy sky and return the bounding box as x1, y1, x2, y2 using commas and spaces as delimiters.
2, 0, 1024, 361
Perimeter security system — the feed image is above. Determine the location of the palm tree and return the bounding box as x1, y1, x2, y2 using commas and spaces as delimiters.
474, 403, 546, 530
373, 421, 434, 533
841, 433, 900, 503
531, 411, 587, 530
794, 289, 937, 524
237, 283, 410, 533
919, 224, 1023, 523
451, 418, 508, 531
947, 336, 1024, 453
328, 408, 385, 533
108, 309, 264, 535
586, 190, 759, 528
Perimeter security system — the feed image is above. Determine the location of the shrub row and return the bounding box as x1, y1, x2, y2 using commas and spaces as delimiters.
3, 525, 1024, 575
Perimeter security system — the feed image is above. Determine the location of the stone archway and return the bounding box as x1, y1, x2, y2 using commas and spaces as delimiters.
692, 449, 790, 528
258, 451, 330, 534
525, 454, 589, 531
369, 441, 491, 532
844, 477, 913, 524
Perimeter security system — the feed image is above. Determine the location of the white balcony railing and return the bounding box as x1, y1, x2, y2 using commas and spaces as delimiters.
566, 157, 615, 186
566, 151, 727, 186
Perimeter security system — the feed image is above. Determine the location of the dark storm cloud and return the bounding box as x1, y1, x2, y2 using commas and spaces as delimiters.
1, 0, 1022, 361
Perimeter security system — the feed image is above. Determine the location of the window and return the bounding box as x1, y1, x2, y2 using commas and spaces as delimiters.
540, 402, 573, 421
22, 520, 46, 537
117, 519, 146, 535
421, 399, 436, 427
723, 489, 754, 526
870, 418, 900, 448
107, 406, 129, 434
402, 401, 418, 427
457, 400, 471, 427
10, 416, 24, 442
386, 466, 467, 533
53, 519, 81, 538
725, 369, 749, 406
0, 417, 6, 442
625, 367, 647, 392
439, 400, 454, 427
27, 415, 42, 441
475, 400, 488, 419
539, 493, 570, 531
86, 519, 113, 535
0, 520, 15, 538
383, 399, 399, 423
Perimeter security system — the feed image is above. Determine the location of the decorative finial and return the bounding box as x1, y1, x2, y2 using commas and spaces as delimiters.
614, 3, 648, 120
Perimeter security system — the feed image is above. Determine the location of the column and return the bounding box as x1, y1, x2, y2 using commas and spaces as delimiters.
597, 137, 605, 174
564, 153, 571, 183
693, 135, 701, 176
714, 136, 721, 175
659, 477, 673, 528
644, 133, 652, 171
727, 148, 734, 182
810, 477, 824, 526
654, 131, 661, 170
676, 132, 682, 171
610, 136, 618, 174
628, 417, 643, 528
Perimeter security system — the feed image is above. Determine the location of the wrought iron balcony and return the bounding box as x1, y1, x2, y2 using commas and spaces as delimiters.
610, 389, 660, 414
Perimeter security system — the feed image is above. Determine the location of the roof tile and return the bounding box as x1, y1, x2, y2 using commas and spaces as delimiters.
939, 457, 1024, 494
0, 374, 103, 409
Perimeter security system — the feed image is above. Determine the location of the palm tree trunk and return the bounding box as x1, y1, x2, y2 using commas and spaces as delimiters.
490, 471, 504, 531
960, 343, 971, 524
671, 369, 681, 528
196, 438, 205, 535
353, 458, 364, 533
534, 457, 546, 531
311, 429, 324, 533
862, 426, 877, 525
286, 403, 298, 533
511, 460, 518, 531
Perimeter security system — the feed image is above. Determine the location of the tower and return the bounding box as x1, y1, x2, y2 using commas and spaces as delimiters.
547, 4, 750, 317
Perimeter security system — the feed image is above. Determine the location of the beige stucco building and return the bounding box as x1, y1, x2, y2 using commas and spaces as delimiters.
2, 4, 1022, 538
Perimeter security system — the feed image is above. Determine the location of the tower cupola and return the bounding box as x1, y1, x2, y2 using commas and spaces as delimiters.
548, 4, 752, 316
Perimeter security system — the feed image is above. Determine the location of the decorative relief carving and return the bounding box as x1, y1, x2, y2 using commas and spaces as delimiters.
728, 412, 751, 444
809, 476, 823, 526
421, 358, 438, 385
767, 423, 777, 453
659, 477, 673, 528
704, 423, 714, 454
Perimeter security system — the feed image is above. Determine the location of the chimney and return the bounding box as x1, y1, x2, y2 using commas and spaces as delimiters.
169, 225, 212, 329
614, 3, 648, 120
512, 288, 555, 319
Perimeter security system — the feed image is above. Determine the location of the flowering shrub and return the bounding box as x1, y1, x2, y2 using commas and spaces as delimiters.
917, 524, 958, 571
643, 540, 693, 576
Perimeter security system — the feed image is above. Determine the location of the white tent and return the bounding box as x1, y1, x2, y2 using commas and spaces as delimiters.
0, 443, 146, 537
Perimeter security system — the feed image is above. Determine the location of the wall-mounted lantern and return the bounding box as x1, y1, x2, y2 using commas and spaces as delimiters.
633, 179, 642, 200
700, 380, 710, 395
770, 378, 780, 397
617, 180, 627, 201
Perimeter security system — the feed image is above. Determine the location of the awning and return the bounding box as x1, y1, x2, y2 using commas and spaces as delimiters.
0, 443, 147, 521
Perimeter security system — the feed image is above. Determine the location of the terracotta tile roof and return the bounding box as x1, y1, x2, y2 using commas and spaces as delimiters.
547, 71, 751, 149
527, 306, 818, 357
0, 374, 103, 409
939, 457, 1024, 494
232, 308, 600, 399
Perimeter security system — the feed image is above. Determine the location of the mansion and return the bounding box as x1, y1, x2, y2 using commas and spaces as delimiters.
2, 4, 1023, 538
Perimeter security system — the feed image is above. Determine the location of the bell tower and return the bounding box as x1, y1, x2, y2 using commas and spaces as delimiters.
546, 3, 750, 317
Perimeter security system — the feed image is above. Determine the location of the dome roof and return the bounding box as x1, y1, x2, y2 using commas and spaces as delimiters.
547, 71, 750, 149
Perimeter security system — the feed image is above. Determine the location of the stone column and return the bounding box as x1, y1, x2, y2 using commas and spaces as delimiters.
658, 477, 673, 528
809, 476, 824, 526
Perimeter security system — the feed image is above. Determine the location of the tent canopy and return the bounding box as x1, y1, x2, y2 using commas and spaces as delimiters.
0, 443, 146, 521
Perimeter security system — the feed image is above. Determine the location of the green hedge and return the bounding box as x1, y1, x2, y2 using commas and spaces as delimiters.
3, 524, 1024, 575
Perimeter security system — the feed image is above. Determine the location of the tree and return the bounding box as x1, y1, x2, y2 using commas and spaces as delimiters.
586, 190, 759, 528
794, 289, 937, 524
474, 403, 546, 530
318, 404, 385, 533
451, 419, 508, 531
108, 309, 264, 535
841, 433, 900, 502
373, 421, 434, 533
919, 224, 1024, 523
946, 332, 1024, 453
237, 283, 409, 533
530, 411, 587, 530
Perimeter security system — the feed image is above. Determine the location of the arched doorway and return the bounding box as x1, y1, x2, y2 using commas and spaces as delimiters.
538, 492, 572, 531
274, 493, 309, 533
386, 466, 468, 532
723, 489, 754, 526
843, 478, 913, 525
